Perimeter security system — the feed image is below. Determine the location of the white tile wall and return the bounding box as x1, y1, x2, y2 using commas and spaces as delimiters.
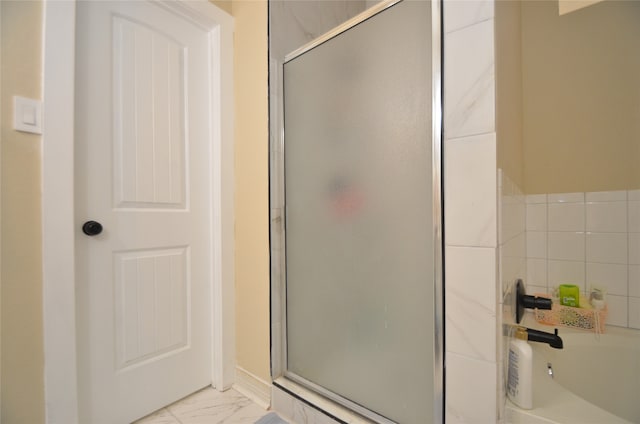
628, 190, 640, 201
526, 258, 547, 289
525, 194, 547, 204
444, 19, 495, 140
525, 190, 640, 329
501, 234, 525, 294
444, 0, 493, 33
445, 133, 497, 247
628, 201, 640, 232
500, 192, 525, 244
586, 190, 626, 202
525, 203, 546, 231
606, 294, 628, 327
547, 259, 584, 289
628, 233, 640, 264
586, 201, 627, 233
586, 262, 627, 296
547, 232, 585, 262
548, 203, 585, 232
547, 192, 584, 203
444, 1, 498, 421
629, 192, 640, 330
447, 246, 497, 315
525, 232, 546, 259
527, 285, 548, 296
446, 246, 497, 362
446, 353, 497, 424
498, 171, 525, 299
629, 265, 640, 297
629, 297, 640, 329
586, 232, 627, 264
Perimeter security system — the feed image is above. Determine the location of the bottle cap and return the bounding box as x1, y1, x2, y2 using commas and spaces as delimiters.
515, 326, 528, 341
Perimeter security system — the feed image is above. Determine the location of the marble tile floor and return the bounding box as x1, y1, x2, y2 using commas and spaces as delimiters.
135, 387, 280, 424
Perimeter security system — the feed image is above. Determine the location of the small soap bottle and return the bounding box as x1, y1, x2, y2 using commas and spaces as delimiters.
590, 287, 606, 310
507, 326, 533, 409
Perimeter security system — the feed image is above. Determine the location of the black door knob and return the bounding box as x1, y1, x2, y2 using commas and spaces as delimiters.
82, 220, 103, 236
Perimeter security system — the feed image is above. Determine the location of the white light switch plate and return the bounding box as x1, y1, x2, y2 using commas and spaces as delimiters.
14, 96, 43, 134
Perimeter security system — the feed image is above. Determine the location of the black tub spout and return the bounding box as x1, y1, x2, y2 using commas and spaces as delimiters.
526, 327, 563, 349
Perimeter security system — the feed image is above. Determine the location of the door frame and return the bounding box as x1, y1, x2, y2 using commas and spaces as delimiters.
41, 1, 235, 422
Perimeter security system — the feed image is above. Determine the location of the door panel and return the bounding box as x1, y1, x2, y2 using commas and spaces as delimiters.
114, 247, 188, 369
75, 2, 214, 422
113, 15, 187, 208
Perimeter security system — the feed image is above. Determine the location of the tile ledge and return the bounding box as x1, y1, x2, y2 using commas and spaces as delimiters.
272, 377, 376, 424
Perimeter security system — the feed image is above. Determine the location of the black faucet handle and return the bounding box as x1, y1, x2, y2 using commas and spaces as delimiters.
516, 279, 552, 323
521, 294, 552, 310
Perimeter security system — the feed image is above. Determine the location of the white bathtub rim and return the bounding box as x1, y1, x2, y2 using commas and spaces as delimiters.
505, 348, 630, 424
506, 315, 634, 424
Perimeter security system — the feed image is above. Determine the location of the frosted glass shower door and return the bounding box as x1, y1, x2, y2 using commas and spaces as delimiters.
284, 1, 439, 423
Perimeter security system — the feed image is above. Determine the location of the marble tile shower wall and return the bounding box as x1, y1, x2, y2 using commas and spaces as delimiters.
525, 190, 640, 329
443, 1, 499, 423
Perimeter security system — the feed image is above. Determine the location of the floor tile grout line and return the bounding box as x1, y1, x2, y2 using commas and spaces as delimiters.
166, 407, 184, 424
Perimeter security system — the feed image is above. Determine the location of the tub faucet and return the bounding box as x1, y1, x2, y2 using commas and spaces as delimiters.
526, 327, 563, 349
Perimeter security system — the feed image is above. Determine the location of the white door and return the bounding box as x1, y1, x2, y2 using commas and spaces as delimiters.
75, 2, 216, 422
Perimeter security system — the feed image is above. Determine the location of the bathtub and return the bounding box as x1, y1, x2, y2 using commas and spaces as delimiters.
506, 318, 639, 424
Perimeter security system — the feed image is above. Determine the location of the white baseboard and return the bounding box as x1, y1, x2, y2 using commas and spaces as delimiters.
233, 366, 271, 409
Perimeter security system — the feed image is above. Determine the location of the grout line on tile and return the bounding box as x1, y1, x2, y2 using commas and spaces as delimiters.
167, 408, 183, 424
444, 16, 494, 35
584, 197, 587, 294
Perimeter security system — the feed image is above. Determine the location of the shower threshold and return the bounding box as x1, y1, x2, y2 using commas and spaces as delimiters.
271, 377, 379, 424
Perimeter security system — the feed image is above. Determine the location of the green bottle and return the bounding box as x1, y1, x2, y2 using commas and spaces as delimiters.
559, 284, 580, 307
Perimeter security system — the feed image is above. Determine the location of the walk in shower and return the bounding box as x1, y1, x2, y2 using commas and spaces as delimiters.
269, 1, 443, 422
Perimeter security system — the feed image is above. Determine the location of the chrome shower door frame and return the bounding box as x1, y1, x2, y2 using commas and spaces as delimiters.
269, 1, 444, 422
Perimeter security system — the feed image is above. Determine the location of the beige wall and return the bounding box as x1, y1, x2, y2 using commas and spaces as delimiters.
211, 0, 232, 16
558, 0, 606, 15
521, 0, 640, 194
0, 1, 45, 423
496, 0, 524, 189
231, 0, 271, 383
